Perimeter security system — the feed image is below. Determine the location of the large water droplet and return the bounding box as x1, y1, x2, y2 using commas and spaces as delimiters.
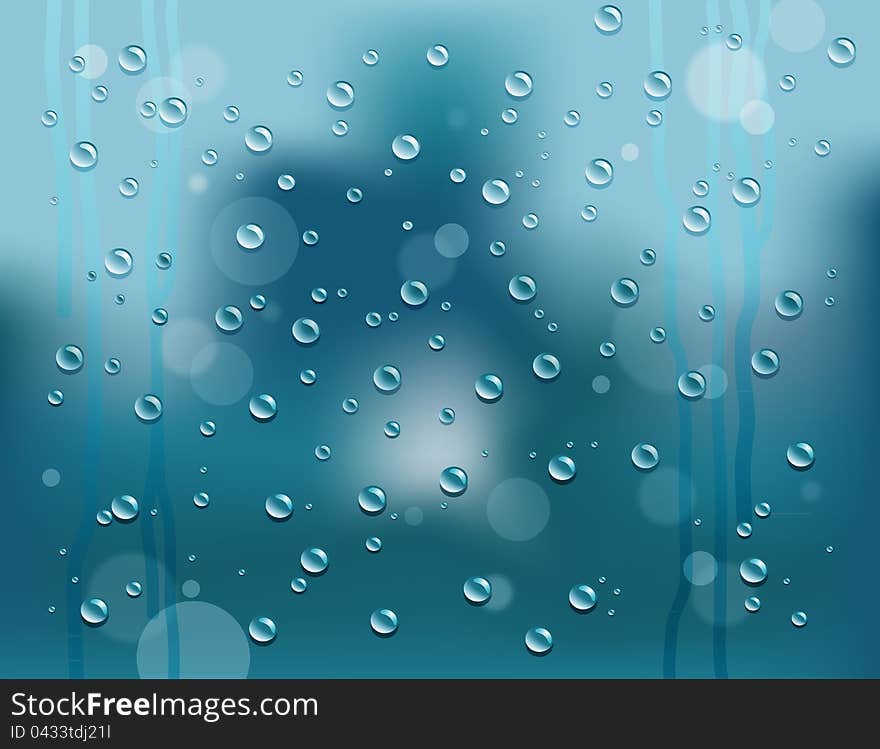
524, 627, 553, 655
482, 178, 510, 205
400, 280, 429, 307
236, 223, 264, 250
644, 70, 672, 100
215, 305, 243, 334
291, 318, 320, 345
683, 206, 711, 235
739, 558, 768, 585
358, 485, 387, 515
569, 585, 597, 612
158, 97, 187, 127
383, 421, 400, 438
827, 37, 856, 67
248, 616, 276, 644
610, 277, 639, 306
504, 70, 533, 98
751, 348, 779, 377
118, 45, 146, 74
134, 394, 162, 423
265, 493, 292, 521
326, 81, 354, 109
774, 290, 803, 319
300, 548, 328, 575
440, 466, 468, 497
104, 248, 133, 277
126, 581, 143, 598
791, 611, 808, 628
532, 353, 561, 381
69, 141, 98, 171
370, 608, 398, 637
118, 177, 139, 198
249, 394, 277, 422
245, 125, 273, 153
475, 373, 503, 402
427, 44, 449, 67
677, 371, 707, 400
391, 134, 420, 160
594, 5, 623, 34
373, 365, 401, 394
631, 442, 659, 471
80, 598, 109, 626
56, 344, 84, 373
548, 455, 576, 483
786, 442, 814, 471
463, 577, 492, 605
111, 494, 139, 522
732, 177, 761, 206
814, 139, 831, 157
585, 158, 614, 187
509, 274, 537, 302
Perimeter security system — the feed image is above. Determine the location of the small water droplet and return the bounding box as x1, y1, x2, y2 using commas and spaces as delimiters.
463, 577, 492, 605
525, 627, 553, 655
370, 608, 398, 637
814, 139, 831, 157
755, 501, 771, 518
248, 617, 276, 644
631, 443, 660, 471
427, 44, 449, 67
594, 5, 623, 34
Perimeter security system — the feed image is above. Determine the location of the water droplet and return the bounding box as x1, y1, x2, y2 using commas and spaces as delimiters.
244, 125, 273, 154
300, 369, 316, 385
755, 502, 771, 518
401, 220, 413, 231
428, 334, 446, 351
646, 109, 663, 127
508, 274, 537, 302
732, 177, 761, 206
504, 70, 533, 98
91, 85, 109, 103
134, 394, 162, 423
118, 45, 146, 74
631, 443, 660, 471
104, 248, 133, 278
151, 307, 168, 325
548, 455, 576, 483
303, 229, 319, 245
48, 389, 64, 406
265, 493, 292, 521
69, 141, 98, 171
775, 290, 803, 319
346, 186, 364, 203
427, 44, 449, 67
332, 120, 349, 136
362, 49, 379, 66
564, 110, 580, 127
290, 577, 308, 593
400, 280, 429, 307
358, 485, 387, 516
650, 326, 667, 343
439, 407, 455, 425
532, 353, 561, 381
699, 305, 716, 322
80, 598, 108, 626
286, 70, 303, 87
158, 97, 187, 127
96, 510, 112, 525
235, 223, 264, 251
299, 548, 328, 576
475, 373, 504, 403
140, 101, 157, 118
249, 394, 277, 422
311, 288, 328, 303
481, 178, 510, 206
291, 318, 320, 345
585, 158, 614, 187
248, 616, 276, 644
126, 581, 143, 598
569, 584, 598, 612
790, 611, 808, 628
104, 358, 121, 375
824, 296, 835, 307
501, 108, 518, 124
391, 134, 420, 160
740, 558, 768, 585
342, 397, 359, 414
463, 577, 492, 605
440, 466, 468, 496
55, 344, 84, 374
599, 341, 616, 358
277, 173, 295, 191
366, 536, 383, 553
596, 81, 614, 99
693, 180, 710, 197
522, 212, 539, 229
110, 494, 139, 523
594, 5, 623, 34
814, 139, 831, 157
683, 206, 711, 235
365, 312, 382, 328
610, 277, 639, 306
745, 596, 761, 612
827, 37, 856, 67
751, 348, 779, 377
383, 421, 400, 439
644, 70, 672, 100
213, 305, 242, 334
677, 371, 707, 400
736, 522, 753, 538
370, 608, 398, 637
222, 105, 240, 123
326, 81, 354, 109
42, 110, 58, 127
726, 32, 743, 50
787, 442, 814, 471
193, 491, 210, 507
581, 205, 598, 222
525, 627, 553, 655
372, 365, 401, 396
779, 74, 796, 92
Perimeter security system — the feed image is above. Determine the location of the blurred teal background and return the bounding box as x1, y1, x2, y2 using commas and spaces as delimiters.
1, 0, 877, 677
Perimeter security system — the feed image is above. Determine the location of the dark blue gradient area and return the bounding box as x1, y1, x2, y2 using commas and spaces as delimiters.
1, 0, 877, 678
